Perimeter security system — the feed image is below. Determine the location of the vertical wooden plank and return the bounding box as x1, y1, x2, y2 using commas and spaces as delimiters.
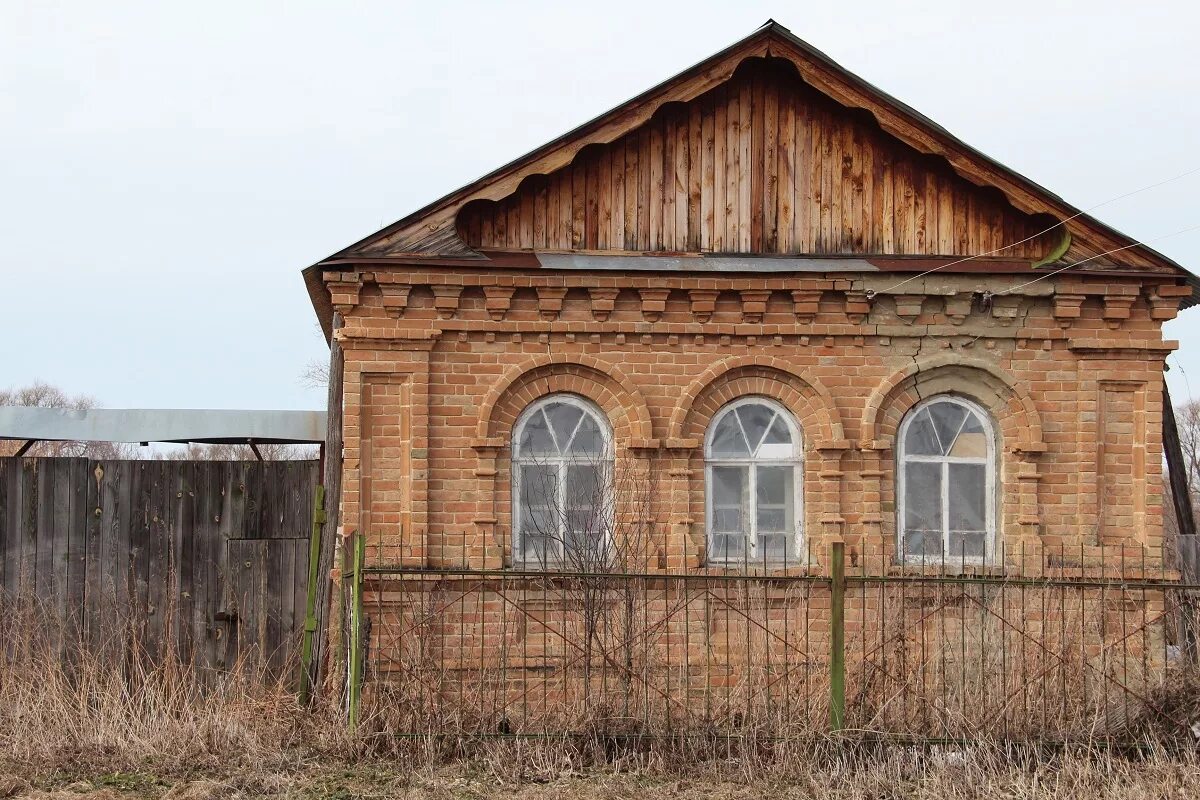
585, 152, 600, 250
623, 137, 638, 250
107, 461, 133, 649
777, 90, 794, 254
84, 459, 104, 647
174, 461, 196, 662
913, 164, 928, 254
816, 110, 835, 251
47, 459, 71, 646
16, 455, 36, 599
954, 184, 970, 254
597, 147, 611, 250
712, 87, 727, 252
145, 460, 169, 657
850, 125, 865, 252
687, 103, 702, 252
65, 457, 88, 644
936, 174, 954, 254
837, 122, 852, 253
725, 84, 740, 251
35, 455, 57, 623
701, 100, 715, 252
674, 109, 689, 250
737, 75, 752, 251
649, 119, 664, 250
798, 98, 814, 253
921, 167, 937, 255
862, 132, 878, 253
894, 157, 913, 254
559, 171, 574, 251
637, 127, 651, 250
545, 172, 559, 249
570, 163, 585, 250
762, 72, 778, 252
267, 540, 285, 676
611, 140, 625, 251
662, 114, 676, 249
0, 459, 8, 599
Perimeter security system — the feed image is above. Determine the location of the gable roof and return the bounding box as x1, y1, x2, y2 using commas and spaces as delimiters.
303, 20, 1195, 334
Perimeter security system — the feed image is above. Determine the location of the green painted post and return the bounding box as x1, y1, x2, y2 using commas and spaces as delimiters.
829, 540, 846, 732
298, 484, 326, 705
348, 533, 366, 731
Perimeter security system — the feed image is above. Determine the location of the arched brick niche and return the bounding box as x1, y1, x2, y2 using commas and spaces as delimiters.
666, 355, 849, 569
857, 354, 1047, 562
470, 355, 657, 567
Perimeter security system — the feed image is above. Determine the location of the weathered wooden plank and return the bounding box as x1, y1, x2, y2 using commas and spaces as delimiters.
725, 86, 739, 250
700, 99, 715, 251
649, 119, 664, 250
0, 459, 9, 598
749, 71, 764, 250
761, 73, 777, 251
712, 86, 727, 252
146, 460, 169, 656
65, 457, 88, 643
736, 76, 752, 251
686, 103, 702, 252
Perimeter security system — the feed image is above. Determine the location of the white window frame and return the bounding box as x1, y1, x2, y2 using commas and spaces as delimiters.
896, 394, 998, 566
704, 396, 804, 565
511, 393, 614, 567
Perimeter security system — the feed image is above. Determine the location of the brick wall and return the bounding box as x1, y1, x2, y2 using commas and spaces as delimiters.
323, 268, 1187, 573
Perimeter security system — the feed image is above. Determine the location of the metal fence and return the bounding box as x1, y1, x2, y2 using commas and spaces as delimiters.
345, 537, 1200, 743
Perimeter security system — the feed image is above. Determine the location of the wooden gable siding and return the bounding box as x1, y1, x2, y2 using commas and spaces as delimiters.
457, 59, 1059, 260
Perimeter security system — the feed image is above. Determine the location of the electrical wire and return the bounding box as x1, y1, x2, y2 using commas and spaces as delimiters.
868, 165, 1200, 297
994, 222, 1200, 296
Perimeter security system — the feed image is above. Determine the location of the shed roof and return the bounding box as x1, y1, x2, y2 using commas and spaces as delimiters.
0, 407, 327, 445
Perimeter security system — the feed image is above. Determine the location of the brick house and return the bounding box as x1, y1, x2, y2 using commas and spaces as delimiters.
302, 21, 1196, 583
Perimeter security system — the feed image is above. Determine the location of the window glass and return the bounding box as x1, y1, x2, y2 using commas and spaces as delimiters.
899, 397, 995, 563
705, 398, 802, 564
512, 395, 611, 566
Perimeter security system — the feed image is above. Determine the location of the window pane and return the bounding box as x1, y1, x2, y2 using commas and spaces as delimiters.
710, 414, 750, 456
949, 411, 988, 458
712, 464, 746, 506
520, 464, 557, 509
756, 465, 793, 534
762, 414, 792, 446
904, 409, 943, 456
948, 462, 987, 532
711, 465, 748, 559
518, 409, 558, 456
736, 403, 775, 455
947, 531, 986, 561
929, 401, 968, 454
903, 461, 942, 540
567, 413, 604, 455
902, 529, 939, 561
709, 533, 742, 562
757, 533, 789, 562
522, 533, 552, 564
545, 402, 583, 452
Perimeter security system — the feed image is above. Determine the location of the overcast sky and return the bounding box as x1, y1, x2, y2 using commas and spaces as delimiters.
3, 0, 1199, 410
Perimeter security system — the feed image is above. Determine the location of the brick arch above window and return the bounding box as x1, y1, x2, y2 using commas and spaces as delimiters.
475, 354, 655, 447
860, 354, 1045, 453
668, 356, 846, 448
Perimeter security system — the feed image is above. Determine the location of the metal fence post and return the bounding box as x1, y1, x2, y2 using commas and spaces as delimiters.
348, 532, 366, 731
299, 484, 326, 705
830, 540, 846, 732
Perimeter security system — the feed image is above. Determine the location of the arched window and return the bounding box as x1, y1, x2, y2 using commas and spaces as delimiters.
512, 394, 613, 567
897, 395, 997, 563
705, 397, 803, 564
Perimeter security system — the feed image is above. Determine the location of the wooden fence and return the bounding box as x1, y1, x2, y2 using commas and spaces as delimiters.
0, 457, 319, 677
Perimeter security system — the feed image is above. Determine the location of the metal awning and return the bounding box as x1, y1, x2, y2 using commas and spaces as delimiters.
0, 407, 327, 445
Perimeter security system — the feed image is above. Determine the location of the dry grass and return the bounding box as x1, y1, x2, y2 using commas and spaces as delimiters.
2, 597, 1199, 799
